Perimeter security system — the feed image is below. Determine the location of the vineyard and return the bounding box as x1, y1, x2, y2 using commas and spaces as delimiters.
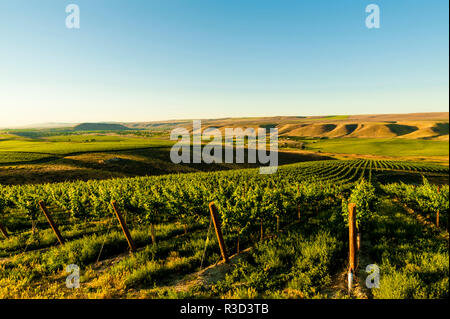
0, 159, 448, 299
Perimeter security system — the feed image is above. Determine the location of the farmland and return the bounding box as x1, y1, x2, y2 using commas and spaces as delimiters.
299, 138, 449, 158
1, 116, 449, 185
0, 134, 173, 160
0, 114, 449, 300
0, 130, 332, 185
0, 159, 448, 299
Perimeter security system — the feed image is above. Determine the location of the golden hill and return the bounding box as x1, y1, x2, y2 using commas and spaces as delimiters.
122, 112, 449, 140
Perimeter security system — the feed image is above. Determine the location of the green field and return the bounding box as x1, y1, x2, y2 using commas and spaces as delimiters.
1, 131, 331, 185
307, 115, 350, 121
304, 138, 449, 157
2, 131, 449, 163
0, 134, 174, 162
0, 152, 54, 164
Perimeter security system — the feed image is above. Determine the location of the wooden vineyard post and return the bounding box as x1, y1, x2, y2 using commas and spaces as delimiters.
0, 222, 8, 239
111, 200, 136, 253
436, 210, 440, 229
348, 203, 357, 271
348, 203, 357, 291
208, 202, 229, 263
436, 186, 440, 229
38, 201, 65, 245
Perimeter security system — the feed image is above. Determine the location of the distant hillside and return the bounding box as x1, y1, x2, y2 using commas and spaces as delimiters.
187, 122, 447, 140
44, 113, 449, 140
120, 112, 448, 140
74, 123, 131, 131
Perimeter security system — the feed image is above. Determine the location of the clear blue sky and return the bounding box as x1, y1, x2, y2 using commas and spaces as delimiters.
0, 0, 448, 127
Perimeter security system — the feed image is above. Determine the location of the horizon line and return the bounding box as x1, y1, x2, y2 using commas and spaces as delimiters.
1, 111, 449, 130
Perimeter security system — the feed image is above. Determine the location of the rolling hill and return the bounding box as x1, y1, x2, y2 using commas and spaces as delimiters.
73, 123, 131, 131
6, 112, 449, 140
124, 112, 448, 140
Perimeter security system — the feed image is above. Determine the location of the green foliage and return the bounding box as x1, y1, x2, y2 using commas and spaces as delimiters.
382, 177, 449, 228
365, 199, 449, 299
15, 192, 40, 225
0, 159, 448, 299
342, 179, 378, 231
210, 229, 344, 299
